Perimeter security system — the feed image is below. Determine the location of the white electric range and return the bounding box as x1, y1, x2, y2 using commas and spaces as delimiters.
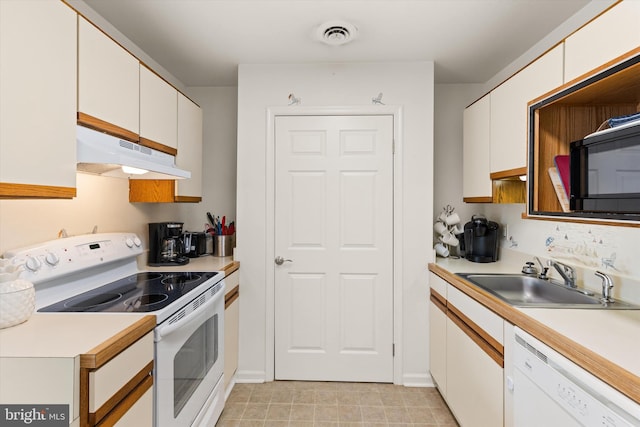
3, 232, 226, 427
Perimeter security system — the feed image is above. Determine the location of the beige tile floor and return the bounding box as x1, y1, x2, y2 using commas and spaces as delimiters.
216, 381, 459, 426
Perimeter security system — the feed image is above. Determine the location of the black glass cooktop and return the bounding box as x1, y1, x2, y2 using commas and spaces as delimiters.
39, 271, 219, 313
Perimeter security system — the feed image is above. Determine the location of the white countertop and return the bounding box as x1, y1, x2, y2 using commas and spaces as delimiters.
143, 254, 235, 273
0, 312, 149, 358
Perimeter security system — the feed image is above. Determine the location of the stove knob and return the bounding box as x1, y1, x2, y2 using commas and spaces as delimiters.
125, 237, 134, 248
25, 256, 42, 272
45, 252, 59, 267
133, 237, 142, 247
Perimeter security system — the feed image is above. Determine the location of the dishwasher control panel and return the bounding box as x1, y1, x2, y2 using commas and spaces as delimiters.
514, 328, 640, 427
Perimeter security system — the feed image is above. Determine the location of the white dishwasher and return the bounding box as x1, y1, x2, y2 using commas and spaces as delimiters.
512, 327, 640, 427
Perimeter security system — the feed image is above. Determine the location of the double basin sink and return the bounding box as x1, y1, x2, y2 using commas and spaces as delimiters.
456, 273, 640, 309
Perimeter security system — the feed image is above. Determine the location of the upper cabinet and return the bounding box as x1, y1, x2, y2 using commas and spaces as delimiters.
0, 0, 77, 198
78, 16, 139, 141
140, 65, 178, 153
564, 1, 640, 84
463, 94, 492, 202
490, 44, 564, 175
129, 93, 203, 203
176, 93, 203, 200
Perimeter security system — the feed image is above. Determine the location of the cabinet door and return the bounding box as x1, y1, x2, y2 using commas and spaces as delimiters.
176, 93, 203, 199
140, 65, 178, 151
429, 300, 447, 396
0, 0, 76, 197
78, 16, 139, 140
446, 316, 504, 427
224, 271, 239, 395
564, 1, 640, 83
463, 94, 492, 201
490, 45, 564, 174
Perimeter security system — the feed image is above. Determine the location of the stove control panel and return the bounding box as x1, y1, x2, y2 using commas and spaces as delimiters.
3, 233, 143, 284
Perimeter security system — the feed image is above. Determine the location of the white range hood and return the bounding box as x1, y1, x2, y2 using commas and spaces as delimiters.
76, 125, 191, 180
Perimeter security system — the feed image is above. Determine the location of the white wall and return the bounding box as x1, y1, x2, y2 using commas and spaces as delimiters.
236, 62, 434, 385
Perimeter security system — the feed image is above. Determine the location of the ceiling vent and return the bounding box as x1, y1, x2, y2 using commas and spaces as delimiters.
316, 21, 358, 46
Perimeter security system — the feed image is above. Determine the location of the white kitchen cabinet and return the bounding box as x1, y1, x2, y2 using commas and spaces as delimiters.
490, 44, 564, 174
428, 273, 447, 396
463, 94, 492, 201
446, 315, 504, 427
223, 265, 240, 396
564, 1, 640, 83
140, 65, 178, 152
176, 93, 204, 199
78, 16, 139, 141
0, 0, 77, 198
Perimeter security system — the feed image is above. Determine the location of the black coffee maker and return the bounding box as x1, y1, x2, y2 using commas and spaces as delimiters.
463, 215, 499, 263
148, 222, 190, 266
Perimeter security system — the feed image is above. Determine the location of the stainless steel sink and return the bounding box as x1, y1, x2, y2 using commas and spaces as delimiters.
456, 273, 640, 309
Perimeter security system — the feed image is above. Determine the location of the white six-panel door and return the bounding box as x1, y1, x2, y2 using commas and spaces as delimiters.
274, 115, 394, 382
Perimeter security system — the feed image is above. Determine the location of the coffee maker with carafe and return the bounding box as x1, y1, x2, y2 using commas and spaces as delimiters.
148, 222, 189, 266
463, 215, 500, 263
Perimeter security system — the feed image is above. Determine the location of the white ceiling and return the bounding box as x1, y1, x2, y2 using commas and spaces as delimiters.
80, 0, 599, 87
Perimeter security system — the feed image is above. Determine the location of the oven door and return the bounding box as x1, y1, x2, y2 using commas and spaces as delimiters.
154, 284, 225, 427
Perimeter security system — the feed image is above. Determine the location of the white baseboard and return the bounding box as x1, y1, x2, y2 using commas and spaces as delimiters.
402, 373, 435, 387
234, 370, 267, 383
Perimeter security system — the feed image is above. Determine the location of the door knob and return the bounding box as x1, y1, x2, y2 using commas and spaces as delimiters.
275, 256, 293, 265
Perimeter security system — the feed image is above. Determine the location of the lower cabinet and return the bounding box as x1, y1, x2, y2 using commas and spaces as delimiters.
80, 324, 155, 427
429, 272, 505, 427
223, 265, 240, 396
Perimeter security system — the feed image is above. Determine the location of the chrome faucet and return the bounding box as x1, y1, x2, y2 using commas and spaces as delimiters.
534, 256, 549, 279
550, 260, 577, 288
595, 271, 614, 303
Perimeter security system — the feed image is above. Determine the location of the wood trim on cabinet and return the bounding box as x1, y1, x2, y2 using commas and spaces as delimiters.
139, 136, 178, 157
225, 285, 240, 309
430, 292, 447, 315
222, 261, 240, 276
428, 262, 640, 404
490, 167, 527, 180
174, 195, 202, 203
447, 308, 504, 368
463, 196, 493, 203
521, 212, 640, 228
448, 303, 504, 357
80, 316, 156, 369
0, 182, 76, 199
95, 374, 153, 427
89, 361, 153, 426
129, 180, 175, 203
77, 112, 139, 143
430, 288, 446, 308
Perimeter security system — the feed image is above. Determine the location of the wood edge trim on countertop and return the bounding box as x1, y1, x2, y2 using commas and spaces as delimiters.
0, 182, 76, 199
463, 196, 493, 203
77, 113, 139, 143
429, 289, 447, 314
80, 315, 156, 369
447, 308, 504, 368
428, 262, 640, 404
91, 361, 154, 426
490, 167, 527, 181
225, 285, 240, 309
222, 261, 240, 275
139, 137, 178, 157
93, 374, 153, 427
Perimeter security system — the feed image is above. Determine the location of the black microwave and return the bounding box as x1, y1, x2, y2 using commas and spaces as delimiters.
570, 120, 640, 216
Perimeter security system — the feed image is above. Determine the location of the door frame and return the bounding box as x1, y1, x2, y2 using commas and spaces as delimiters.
265, 105, 404, 384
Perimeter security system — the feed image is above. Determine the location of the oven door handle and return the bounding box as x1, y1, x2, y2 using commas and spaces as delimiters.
156, 287, 224, 340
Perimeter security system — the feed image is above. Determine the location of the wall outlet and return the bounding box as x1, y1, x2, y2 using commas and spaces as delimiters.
503, 224, 509, 239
